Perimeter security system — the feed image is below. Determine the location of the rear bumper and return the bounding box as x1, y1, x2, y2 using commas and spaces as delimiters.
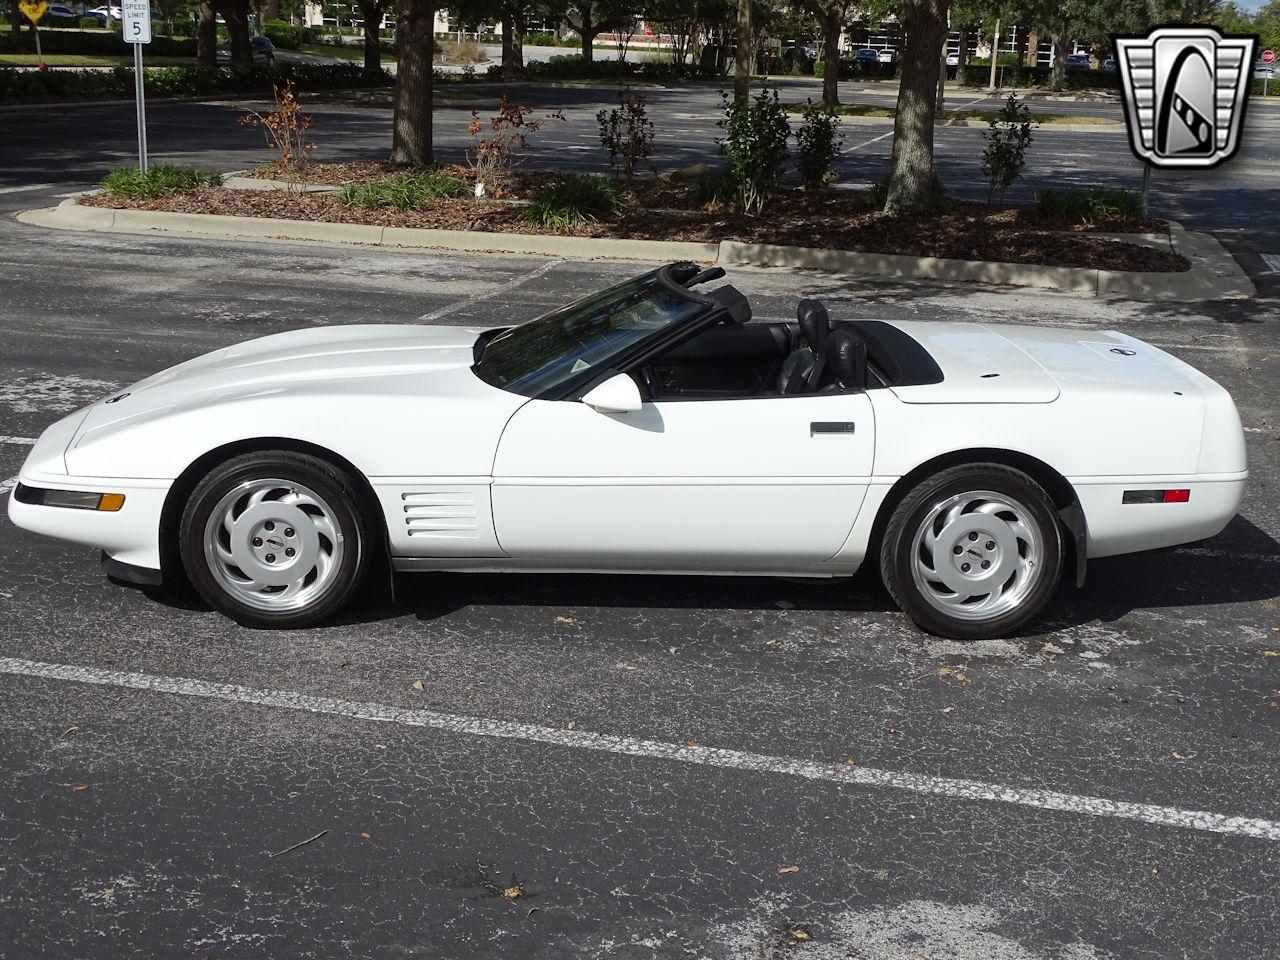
1072, 472, 1247, 559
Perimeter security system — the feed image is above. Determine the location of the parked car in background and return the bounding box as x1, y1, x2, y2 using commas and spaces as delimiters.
877, 49, 895, 64
45, 3, 77, 17
1254, 61, 1275, 79
216, 36, 276, 64
1100, 57, 1116, 71
1065, 53, 1090, 70
85, 5, 121, 21
946, 52, 959, 66
853, 49, 880, 64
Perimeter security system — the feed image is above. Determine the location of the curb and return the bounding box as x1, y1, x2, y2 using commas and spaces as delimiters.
15, 198, 1253, 300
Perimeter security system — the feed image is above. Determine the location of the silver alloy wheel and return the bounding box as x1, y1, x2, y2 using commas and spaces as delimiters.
202, 478, 345, 613
909, 489, 1044, 622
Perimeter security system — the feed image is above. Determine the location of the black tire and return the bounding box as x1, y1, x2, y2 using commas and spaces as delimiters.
179, 450, 372, 629
879, 463, 1064, 640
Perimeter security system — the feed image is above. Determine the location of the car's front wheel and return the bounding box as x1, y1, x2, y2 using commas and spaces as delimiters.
179, 451, 372, 629
879, 464, 1063, 639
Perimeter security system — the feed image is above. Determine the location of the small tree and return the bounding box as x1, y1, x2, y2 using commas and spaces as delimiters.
467, 95, 565, 195
717, 87, 790, 215
239, 82, 315, 189
596, 89, 656, 178
981, 93, 1035, 204
794, 100, 843, 190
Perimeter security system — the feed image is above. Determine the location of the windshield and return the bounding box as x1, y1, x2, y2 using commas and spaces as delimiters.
472, 272, 707, 397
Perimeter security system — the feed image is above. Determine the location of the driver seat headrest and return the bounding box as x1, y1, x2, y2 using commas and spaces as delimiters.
825, 328, 868, 391
796, 298, 830, 351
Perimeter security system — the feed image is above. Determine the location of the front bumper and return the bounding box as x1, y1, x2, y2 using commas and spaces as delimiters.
7, 469, 170, 570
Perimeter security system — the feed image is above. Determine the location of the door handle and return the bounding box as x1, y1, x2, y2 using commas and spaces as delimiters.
810, 421, 856, 436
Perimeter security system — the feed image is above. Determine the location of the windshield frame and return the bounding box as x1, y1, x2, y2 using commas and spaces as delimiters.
470, 264, 719, 401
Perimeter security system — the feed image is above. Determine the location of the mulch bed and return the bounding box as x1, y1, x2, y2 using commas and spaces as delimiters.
82, 175, 1189, 273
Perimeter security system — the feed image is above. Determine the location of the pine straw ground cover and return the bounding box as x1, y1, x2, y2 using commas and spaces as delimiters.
82, 167, 1188, 273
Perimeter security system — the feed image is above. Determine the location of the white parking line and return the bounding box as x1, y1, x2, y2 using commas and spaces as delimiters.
0, 436, 36, 445
418, 259, 565, 322
0, 477, 16, 496
3, 655, 1279, 842
846, 130, 895, 152
0, 184, 54, 195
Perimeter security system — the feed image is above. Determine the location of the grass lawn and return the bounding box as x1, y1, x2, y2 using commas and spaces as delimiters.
295, 42, 385, 62
0, 53, 196, 66
783, 102, 1120, 125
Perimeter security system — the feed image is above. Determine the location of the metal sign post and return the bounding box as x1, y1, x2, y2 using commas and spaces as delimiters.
18, 1, 48, 67
122, 0, 151, 173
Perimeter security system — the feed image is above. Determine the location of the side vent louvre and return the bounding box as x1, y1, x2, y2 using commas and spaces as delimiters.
402, 491, 478, 539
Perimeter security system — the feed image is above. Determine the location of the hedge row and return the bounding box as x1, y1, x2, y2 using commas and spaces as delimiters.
260, 20, 319, 50
0, 61, 392, 102
489, 54, 720, 82
0, 30, 197, 56
957, 63, 1119, 89
814, 59, 897, 80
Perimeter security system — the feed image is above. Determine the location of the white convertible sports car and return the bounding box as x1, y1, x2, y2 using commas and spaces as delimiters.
9, 264, 1247, 638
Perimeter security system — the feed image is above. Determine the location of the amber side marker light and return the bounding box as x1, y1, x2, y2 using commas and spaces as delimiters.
13, 484, 126, 511
1122, 489, 1191, 504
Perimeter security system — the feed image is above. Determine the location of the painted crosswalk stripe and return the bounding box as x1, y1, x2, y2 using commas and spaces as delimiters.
2, 656, 1279, 843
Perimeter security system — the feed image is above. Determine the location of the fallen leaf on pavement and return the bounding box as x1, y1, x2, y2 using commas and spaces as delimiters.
566, 720, 577, 730
501, 884, 525, 900
361, 832, 372, 839
937, 666, 953, 677
1172, 751, 1186, 761
789, 927, 812, 942
61, 726, 79, 737
555, 616, 577, 624
411, 680, 424, 691
778, 865, 800, 875
668, 646, 678, 655
942, 707, 955, 715
686, 740, 700, 748
71, 783, 89, 792
1264, 650, 1279, 656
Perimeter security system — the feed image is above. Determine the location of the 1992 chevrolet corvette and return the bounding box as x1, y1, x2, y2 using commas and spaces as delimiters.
9, 263, 1247, 638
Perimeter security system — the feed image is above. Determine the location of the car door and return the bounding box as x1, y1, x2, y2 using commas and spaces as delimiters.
490, 387, 876, 569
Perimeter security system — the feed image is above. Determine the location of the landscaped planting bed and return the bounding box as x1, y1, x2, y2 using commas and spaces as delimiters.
81, 166, 1189, 273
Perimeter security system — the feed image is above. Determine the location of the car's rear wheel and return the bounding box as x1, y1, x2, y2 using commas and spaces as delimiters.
179, 451, 371, 629
879, 464, 1063, 639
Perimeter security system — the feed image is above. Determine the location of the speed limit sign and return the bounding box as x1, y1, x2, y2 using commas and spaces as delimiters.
121, 0, 151, 43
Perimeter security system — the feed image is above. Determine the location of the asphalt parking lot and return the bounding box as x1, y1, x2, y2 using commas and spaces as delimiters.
1, 182, 1278, 957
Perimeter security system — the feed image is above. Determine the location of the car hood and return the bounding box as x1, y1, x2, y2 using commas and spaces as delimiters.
885, 321, 1197, 404
68, 324, 503, 460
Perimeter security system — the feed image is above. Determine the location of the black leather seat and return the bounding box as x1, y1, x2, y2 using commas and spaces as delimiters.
776, 298, 831, 395
821, 328, 868, 392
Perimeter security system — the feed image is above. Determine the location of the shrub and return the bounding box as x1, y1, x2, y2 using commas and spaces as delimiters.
981, 93, 1035, 203
338, 171, 468, 210
0, 30, 196, 55
717, 87, 790, 215
694, 167, 736, 206
80, 15, 103, 28
239, 81, 314, 178
262, 20, 315, 51
101, 164, 220, 199
596, 89, 655, 177
1035, 187, 1142, 222
794, 100, 842, 190
523, 174, 624, 231
467, 95, 565, 192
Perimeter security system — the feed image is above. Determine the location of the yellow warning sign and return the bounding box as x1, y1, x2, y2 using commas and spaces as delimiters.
19, 0, 48, 23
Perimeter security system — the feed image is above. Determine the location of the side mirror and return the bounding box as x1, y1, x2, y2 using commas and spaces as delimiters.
581, 373, 643, 414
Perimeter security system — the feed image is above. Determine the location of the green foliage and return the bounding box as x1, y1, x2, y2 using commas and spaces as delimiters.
101, 165, 220, 199
0, 62, 392, 103
959, 62, 1118, 90
815, 58, 896, 81
523, 174, 625, 232
509, 53, 714, 82
525, 31, 580, 47
80, 16, 104, 28
0, 30, 196, 55
337, 171, 468, 210
793, 100, 843, 190
262, 20, 318, 51
981, 94, 1035, 204
1035, 187, 1142, 222
716, 86, 790, 215
694, 167, 736, 206
596, 90, 656, 177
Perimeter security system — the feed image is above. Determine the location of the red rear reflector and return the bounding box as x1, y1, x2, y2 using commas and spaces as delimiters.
1163, 489, 1191, 503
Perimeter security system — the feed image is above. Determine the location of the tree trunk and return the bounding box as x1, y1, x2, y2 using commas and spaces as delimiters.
1024, 29, 1038, 68
226, 0, 252, 64
390, 0, 434, 166
506, 9, 525, 79
10, 1, 19, 37
197, 0, 217, 66
821, 7, 840, 105
733, 0, 750, 102
986, 17, 999, 90
1050, 20, 1067, 91
957, 25, 969, 67
360, 0, 382, 72
882, 0, 949, 216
